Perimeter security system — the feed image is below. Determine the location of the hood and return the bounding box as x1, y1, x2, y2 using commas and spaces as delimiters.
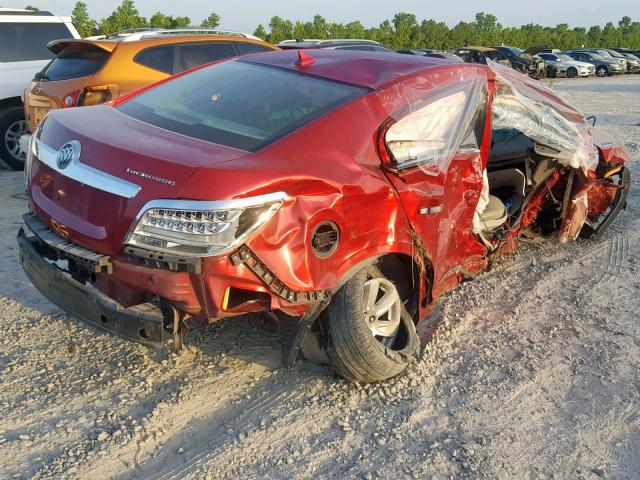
29, 106, 248, 255
522, 45, 545, 56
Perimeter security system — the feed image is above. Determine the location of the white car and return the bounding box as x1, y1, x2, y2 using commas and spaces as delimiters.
538, 52, 595, 78
0, 8, 79, 170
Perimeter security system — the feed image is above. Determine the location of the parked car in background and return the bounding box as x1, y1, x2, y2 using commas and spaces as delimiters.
20, 28, 277, 170
453, 46, 511, 67
277, 39, 394, 52
397, 49, 463, 62
565, 50, 625, 77
490, 45, 547, 77
19, 50, 630, 382
610, 47, 640, 58
618, 52, 640, 72
0, 8, 79, 170
571, 48, 627, 72
538, 52, 595, 77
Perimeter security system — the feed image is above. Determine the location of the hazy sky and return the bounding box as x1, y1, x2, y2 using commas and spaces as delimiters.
5, 0, 639, 32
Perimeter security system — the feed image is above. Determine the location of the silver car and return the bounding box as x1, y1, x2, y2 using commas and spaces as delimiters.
538, 52, 594, 77
565, 51, 625, 77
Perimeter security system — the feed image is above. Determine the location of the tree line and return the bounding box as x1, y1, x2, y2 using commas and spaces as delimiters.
45, 1, 640, 49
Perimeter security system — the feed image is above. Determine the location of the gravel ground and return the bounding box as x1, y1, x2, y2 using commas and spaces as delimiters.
0, 75, 638, 480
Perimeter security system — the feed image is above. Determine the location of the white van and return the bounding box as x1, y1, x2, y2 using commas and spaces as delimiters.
0, 8, 79, 169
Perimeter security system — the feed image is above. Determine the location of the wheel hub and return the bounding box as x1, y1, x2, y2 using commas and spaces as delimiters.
362, 277, 402, 347
4, 119, 27, 162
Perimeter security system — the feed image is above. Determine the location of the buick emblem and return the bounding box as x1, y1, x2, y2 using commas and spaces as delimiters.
56, 141, 80, 169
34, 83, 43, 94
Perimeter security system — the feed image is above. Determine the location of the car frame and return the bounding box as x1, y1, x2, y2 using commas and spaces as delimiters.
19, 50, 631, 382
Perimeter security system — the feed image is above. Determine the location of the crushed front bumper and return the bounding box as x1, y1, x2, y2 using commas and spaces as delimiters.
18, 226, 168, 348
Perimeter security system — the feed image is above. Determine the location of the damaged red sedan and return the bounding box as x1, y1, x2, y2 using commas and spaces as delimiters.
19, 50, 630, 382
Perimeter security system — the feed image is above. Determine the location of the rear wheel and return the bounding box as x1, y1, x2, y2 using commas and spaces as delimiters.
567, 67, 578, 78
0, 107, 27, 170
325, 265, 420, 382
596, 66, 608, 77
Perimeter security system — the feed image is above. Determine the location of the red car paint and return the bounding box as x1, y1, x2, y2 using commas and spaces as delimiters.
25, 50, 630, 328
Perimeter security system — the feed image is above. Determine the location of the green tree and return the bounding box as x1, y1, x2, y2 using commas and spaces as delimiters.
253, 24, 267, 40
200, 12, 221, 28
71, 1, 97, 37
267, 16, 293, 43
150, 12, 190, 29
99, 0, 148, 35
392, 12, 418, 48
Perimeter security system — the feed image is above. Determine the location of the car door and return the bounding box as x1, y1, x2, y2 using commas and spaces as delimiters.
379, 69, 491, 297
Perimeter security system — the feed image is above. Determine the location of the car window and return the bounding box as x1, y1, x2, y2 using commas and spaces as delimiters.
176, 43, 236, 72
0, 22, 72, 62
384, 81, 486, 173
235, 42, 272, 55
118, 60, 368, 151
134, 45, 175, 74
41, 44, 111, 81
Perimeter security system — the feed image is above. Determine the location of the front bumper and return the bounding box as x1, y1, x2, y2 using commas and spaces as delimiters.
18, 226, 168, 348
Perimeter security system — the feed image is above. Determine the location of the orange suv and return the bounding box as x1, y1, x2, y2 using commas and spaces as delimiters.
22, 28, 277, 142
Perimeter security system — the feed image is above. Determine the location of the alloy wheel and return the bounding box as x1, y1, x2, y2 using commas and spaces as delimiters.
596, 66, 607, 77
4, 119, 26, 163
363, 277, 402, 348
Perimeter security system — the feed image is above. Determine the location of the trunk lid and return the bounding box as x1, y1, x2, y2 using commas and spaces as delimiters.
30, 106, 248, 255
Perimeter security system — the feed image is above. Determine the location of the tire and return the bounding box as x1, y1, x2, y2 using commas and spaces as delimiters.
596, 66, 608, 77
325, 265, 420, 382
567, 67, 578, 78
0, 106, 27, 170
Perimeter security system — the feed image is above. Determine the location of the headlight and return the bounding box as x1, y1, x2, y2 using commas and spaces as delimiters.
125, 192, 286, 257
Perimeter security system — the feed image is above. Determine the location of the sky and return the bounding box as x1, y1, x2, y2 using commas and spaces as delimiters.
3, 0, 639, 32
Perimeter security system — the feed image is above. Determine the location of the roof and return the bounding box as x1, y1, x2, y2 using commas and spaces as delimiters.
277, 39, 382, 49
86, 28, 261, 42
240, 49, 463, 89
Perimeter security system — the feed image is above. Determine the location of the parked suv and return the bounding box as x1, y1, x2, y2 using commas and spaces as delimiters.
0, 8, 79, 170
19, 50, 630, 382
21, 29, 277, 164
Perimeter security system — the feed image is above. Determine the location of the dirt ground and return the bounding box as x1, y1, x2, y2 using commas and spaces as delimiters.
0, 75, 638, 480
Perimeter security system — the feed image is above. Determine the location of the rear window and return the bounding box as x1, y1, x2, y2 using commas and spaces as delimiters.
0, 22, 73, 62
41, 45, 110, 81
235, 42, 273, 55
118, 60, 368, 151
176, 43, 235, 72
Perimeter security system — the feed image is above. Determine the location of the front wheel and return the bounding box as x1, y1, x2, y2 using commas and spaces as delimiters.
325, 265, 420, 382
0, 106, 27, 170
596, 66, 608, 77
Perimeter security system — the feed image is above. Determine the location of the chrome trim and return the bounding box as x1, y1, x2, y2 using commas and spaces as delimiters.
34, 138, 141, 199
123, 192, 288, 257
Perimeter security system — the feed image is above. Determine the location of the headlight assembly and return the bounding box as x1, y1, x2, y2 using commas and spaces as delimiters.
125, 192, 286, 257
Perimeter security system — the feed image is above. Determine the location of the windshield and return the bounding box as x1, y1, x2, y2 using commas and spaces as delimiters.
557, 54, 573, 61
118, 60, 368, 151
588, 53, 604, 60
507, 47, 523, 55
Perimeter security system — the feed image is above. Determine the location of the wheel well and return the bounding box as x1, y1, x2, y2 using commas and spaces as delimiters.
0, 97, 23, 113
376, 253, 433, 321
